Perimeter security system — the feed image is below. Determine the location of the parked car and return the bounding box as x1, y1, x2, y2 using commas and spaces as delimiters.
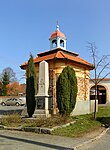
1, 98, 25, 106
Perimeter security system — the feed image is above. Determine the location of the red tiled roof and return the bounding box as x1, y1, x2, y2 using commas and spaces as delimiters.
20, 49, 94, 70
102, 78, 110, 81
90, 78, 110, 81
38, 48, 79, 57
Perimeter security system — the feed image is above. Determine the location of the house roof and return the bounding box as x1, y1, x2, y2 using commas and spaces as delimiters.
20, 48, 94, 70
90, 78, 110, 82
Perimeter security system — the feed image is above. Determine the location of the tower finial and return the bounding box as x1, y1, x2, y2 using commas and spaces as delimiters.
56, 20, 59, 30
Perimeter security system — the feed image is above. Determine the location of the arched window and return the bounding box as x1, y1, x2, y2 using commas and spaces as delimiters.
60, 39, 64, 47
90, 85, 106, 104
52, 39, 57, 48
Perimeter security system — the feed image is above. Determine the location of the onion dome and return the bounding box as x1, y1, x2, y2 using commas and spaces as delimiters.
49, 25, 67, 50
49, 25, 66, 39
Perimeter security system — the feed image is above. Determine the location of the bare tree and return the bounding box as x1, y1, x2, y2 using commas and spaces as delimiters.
88, 42, 110, 119
0, 67, 17, 83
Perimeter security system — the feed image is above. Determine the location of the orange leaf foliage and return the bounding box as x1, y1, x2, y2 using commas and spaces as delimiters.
7, 82, 26, 96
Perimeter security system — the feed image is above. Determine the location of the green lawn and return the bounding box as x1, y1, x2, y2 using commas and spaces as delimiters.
52, 105, 110, 137
52, 113, 101, 137
97, 105, 110, 126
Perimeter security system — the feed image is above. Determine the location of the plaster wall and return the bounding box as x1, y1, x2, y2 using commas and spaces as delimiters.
35, 60, 91, 115
71, 100, 98, 116
98, 80, 110, 103
90, 80, 110, 103
48, 60, 90, 101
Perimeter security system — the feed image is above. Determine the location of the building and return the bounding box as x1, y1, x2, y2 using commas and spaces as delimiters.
90, 78, 110, 104
21, 25, 95, 115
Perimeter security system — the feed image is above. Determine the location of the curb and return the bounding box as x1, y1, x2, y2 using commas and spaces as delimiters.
74, 127, 109, 150
1, 122, 109, 150
0, 121, 76, 134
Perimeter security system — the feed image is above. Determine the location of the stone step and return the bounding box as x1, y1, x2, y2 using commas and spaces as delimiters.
21, 108, 51, 118
34, 109, 51, 118
33, 114, 48, 118
34, 109, 45, 114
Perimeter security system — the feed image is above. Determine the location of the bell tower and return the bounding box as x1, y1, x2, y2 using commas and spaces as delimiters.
49, 25, 67, 50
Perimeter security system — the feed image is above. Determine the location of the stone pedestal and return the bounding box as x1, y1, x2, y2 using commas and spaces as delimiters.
34, 61, 51, 118
34, 96, 51, 118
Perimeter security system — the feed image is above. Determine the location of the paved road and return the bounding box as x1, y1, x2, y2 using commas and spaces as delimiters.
79, 128, 110, 150
0, 129, 91, 150
0, 105, 24, 116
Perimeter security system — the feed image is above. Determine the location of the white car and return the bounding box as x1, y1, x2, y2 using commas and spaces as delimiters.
1, 98, 25, 106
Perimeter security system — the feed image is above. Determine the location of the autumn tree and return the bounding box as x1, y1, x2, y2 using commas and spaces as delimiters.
6, 82, 26, 96
0, 81, 3, 95
19, 84, 26, 95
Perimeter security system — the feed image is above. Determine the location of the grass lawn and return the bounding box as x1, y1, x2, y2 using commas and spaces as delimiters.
52, 114, 101, 137
52, 105, 110, 137
97, 105, 110, 126
0, 105, 110, 137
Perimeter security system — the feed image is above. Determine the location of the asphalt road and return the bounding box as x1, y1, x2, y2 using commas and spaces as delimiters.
0, 105, 25, 115
0, 130, 81, 150
79, 128, 110, 150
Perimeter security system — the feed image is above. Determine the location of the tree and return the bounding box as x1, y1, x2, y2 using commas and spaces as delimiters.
1, 71, 10, 95
0, 81, 3, 95
0, 67, 17, 83
88, 42, 110, 119
2, 71, 10, 85
56, 66, 78, 116
26, 54, 37, 117
18, 83, 26, 95
0, 67, 17, 96
6, 82, 26, 96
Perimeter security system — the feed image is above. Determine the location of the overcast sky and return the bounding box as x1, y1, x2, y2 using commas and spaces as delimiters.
0, 0, 110, 83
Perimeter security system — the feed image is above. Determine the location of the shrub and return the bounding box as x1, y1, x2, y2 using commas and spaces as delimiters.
56, 66, 77, 115
26, 54, 37, 117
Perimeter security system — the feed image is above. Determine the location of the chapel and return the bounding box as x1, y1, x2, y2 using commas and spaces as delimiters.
21, 25, 95, 115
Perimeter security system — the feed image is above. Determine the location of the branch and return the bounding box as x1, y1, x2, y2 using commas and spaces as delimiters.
97, 72, 110, 84
86, 72, 97, 84
96, 55, 108, 69
90, 79, 95, 84
87, 42, 97, 66
86, 73, 95, 84
97, 62, 110, 79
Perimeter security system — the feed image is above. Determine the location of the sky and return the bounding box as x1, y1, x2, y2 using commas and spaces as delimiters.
0, 0, 110, 83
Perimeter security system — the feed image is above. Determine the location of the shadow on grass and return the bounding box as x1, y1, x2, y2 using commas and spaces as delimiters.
97, 117, 110, 127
